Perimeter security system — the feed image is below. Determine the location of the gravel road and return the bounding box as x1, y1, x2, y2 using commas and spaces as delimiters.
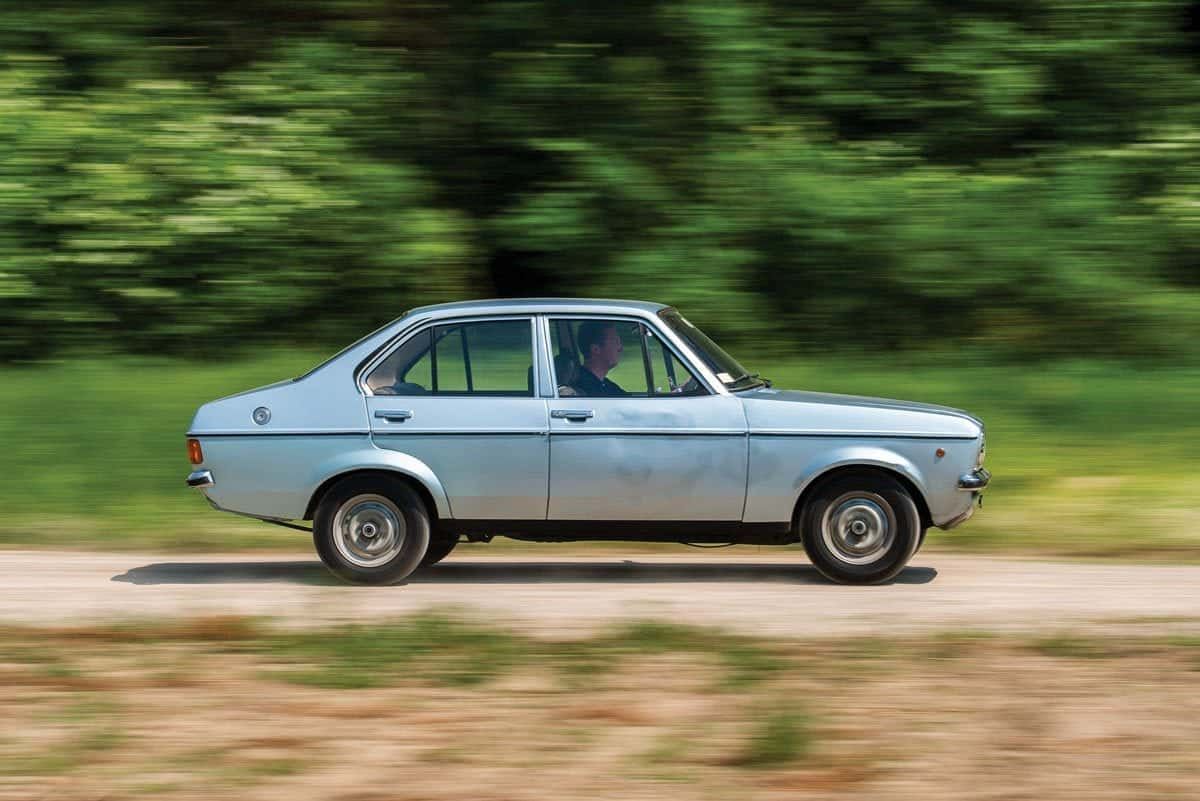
3, 549, 1199, 637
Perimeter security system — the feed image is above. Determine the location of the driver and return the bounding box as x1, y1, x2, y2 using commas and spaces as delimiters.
570, 321, 629, 397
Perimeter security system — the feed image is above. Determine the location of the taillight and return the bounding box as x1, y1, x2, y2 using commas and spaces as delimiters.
187, 439, 203, 465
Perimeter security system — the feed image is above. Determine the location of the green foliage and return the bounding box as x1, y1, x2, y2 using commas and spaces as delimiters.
263, 615, 526, 688
1, 1, 1200, 360
1028, 634, 1119, 660
575, 620, 786, 689
737, 703, 812, 768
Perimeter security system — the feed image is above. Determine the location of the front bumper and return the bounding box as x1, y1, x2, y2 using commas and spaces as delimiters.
940, 467, 990, 529
957, 467, 991, 491
186, 469, 214, 489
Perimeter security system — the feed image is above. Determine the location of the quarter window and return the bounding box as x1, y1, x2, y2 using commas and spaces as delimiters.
366, 319, 534, 396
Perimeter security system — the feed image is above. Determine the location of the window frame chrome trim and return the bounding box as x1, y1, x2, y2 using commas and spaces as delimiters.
543, 313, 721, 399
534, 315, 556, 398
356, 314, 540, 398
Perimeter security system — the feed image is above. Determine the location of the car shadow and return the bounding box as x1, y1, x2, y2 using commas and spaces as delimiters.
112, 559, 937, 586
112, 560, 341, 586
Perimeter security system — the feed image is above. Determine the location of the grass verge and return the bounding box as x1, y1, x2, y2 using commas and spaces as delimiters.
1, 351, 1197, 558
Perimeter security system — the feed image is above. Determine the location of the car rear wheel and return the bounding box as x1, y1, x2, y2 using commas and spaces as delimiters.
799, 472, 921, 585
313, 475, 430, 585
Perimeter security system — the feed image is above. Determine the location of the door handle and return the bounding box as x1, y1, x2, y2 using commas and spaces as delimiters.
551, 409, 594, 421
374, 409, 413, 422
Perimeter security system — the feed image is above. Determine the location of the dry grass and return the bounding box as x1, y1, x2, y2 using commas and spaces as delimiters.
1, 616, 1199, 800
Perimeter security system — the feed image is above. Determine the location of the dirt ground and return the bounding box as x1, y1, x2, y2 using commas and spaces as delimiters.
2, 619, 1199, 801
4, 550, 1200, 639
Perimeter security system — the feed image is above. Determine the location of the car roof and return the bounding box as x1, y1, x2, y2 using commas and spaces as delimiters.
406, 297, 670, 317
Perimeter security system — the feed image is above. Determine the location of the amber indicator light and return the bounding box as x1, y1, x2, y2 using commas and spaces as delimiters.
935, 448, 946, 458
187, 438, 204, 465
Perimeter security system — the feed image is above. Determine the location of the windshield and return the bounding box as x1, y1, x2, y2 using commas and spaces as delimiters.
657, 308, 762, 390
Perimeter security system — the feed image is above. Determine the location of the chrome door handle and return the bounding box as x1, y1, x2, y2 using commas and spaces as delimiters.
551, 409, 594, 421
374, 409, 413, 422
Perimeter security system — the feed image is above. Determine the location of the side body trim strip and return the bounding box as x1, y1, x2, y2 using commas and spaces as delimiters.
187, 430, 370, 437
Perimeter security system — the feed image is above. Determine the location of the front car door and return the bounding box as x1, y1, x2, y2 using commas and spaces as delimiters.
362, 315, 548, 520
545, 315, 747, 521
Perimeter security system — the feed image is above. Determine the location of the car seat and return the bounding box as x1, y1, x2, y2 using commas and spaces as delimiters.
554, 352, 580, 396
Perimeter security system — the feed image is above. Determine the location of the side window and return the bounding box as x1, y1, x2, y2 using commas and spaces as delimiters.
549, 318, 651, 397
645, 327, 705, 396
365, 329, 432, 395
456, 320, 534, 393
366, 319, 533, 396
433, 326, 468, 392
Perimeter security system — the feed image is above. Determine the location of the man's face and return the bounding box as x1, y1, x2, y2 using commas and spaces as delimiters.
593, 326, 623, 370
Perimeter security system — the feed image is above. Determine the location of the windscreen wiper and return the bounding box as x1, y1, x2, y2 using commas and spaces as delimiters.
747, 373, 772, 387
729, 372, 770, 388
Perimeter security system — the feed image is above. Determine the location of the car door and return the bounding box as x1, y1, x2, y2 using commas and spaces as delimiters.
545, 316, 748, 521
363, 316, 548, 520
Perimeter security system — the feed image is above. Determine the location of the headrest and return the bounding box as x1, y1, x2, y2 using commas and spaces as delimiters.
553, 353, 579, 385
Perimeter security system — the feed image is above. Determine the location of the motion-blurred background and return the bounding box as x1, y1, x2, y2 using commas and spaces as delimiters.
0, 0, 1197, 554
4, 6, 1200, 799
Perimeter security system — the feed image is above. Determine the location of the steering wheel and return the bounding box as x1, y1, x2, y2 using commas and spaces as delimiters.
671, 377, 701, 395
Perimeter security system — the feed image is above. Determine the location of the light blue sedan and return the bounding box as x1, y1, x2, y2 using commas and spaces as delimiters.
186, 298, 989, 584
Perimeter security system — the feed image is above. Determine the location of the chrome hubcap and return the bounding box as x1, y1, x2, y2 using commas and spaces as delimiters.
332, 494, 406, 568
822, 492, 895, 565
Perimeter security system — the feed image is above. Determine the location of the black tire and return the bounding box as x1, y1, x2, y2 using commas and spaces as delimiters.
799, 471, 922, 585
313, 474, 430, 585
420, 531, 459, 567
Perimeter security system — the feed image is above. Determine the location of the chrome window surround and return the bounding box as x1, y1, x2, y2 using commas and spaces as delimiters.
541, 314, 722, 398
356, 315, 538, 397
354, 307, 729, 400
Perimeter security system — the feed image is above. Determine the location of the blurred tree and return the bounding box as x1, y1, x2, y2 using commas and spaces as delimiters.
1, 0, 1199, 361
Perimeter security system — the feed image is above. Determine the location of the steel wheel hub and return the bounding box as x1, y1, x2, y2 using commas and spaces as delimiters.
822, 492, 896, 565
332, 494, 406, 568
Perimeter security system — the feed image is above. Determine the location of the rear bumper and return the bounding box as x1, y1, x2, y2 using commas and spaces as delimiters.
186, 469, 214, 489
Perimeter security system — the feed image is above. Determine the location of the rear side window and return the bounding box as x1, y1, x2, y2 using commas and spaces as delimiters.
365, 319, 534, 396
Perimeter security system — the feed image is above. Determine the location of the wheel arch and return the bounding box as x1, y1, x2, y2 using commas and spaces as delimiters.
303, 450, 451, 521
792, 462, 932, 533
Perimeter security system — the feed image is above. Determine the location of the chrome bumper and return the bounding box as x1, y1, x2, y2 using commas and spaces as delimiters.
957, 467, 991, 491
186, 469, 214, 489
941, 499, 979, 529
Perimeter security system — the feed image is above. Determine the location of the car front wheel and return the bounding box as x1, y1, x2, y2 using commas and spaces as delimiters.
799, 472, 921, 585
313, 475, 430, 585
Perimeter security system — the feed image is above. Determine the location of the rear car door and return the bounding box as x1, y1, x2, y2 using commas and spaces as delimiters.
362, 316, 548, 520
545, 316, 747, 521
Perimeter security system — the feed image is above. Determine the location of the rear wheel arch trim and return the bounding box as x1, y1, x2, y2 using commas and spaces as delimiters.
304, 456, 451, 520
